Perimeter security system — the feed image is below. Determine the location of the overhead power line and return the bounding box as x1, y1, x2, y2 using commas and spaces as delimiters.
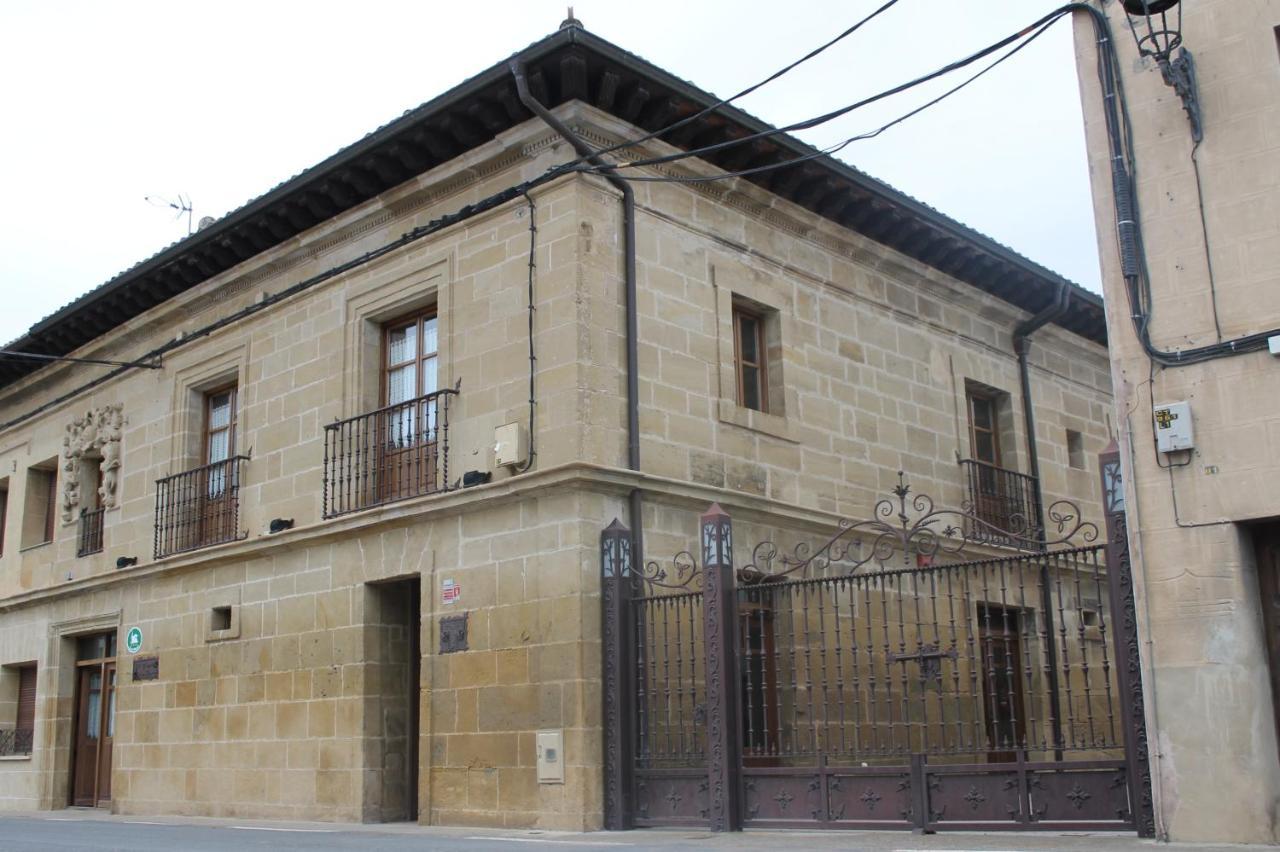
582, 0, 904, 163
596, 6, 1076, 175
594, 12, 1065, 185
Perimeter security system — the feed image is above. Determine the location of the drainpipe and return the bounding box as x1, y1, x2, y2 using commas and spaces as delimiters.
509, 68, 642, 528
1012, 280, 1072, 540
511, 55, 642, 832
509, 58, 640, 496
1012, 279, 1071, 758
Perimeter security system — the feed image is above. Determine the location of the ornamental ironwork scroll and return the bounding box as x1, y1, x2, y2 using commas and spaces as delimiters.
741, 471, 1099, 584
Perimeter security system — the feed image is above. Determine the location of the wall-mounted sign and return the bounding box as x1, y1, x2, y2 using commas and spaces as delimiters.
441, 578, 461, 605
125, 626, 143, 654
440, 613, 468, 653
132, 655, 159, 681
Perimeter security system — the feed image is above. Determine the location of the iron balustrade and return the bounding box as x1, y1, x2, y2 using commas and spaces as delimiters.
153, 455, 249, 558
0, 728, 33, 756
322, 386, 457, 518
960, 459, 1042, 547
77, 507, 105, 557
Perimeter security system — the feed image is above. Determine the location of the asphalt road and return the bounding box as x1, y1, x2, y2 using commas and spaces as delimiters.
0, 814, 1268, 852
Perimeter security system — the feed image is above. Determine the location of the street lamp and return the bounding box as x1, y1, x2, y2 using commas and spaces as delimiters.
1121, 0, 1182, 62
1120, 0, 1201, 142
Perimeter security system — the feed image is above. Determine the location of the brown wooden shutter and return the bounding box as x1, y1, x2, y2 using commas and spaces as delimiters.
16, 665, 36, 733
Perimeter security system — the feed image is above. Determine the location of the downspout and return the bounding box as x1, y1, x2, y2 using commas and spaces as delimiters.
1012, 279, 1071, 758
1013, 280, 1071, 540
509, 60, 641, 509
511, 54, 642, 833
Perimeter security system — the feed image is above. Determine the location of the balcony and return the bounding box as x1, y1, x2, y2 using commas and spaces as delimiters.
0, 728, 33, 757
959, 458, 1041, 548
77, 507, 104, 557
323, 387, 458, 518
154, 455, 249, 558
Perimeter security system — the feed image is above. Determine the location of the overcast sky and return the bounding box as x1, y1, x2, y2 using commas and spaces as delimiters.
0, 1, 1102, 347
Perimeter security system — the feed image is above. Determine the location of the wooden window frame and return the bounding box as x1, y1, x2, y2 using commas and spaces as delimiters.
966, 388, 1003, 467
732, 304, 769, 413
381, 308, 439, 407
203, 384, 238, 466
40, 468, 56, 545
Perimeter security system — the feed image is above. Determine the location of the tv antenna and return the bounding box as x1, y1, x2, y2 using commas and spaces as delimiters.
145, 193, 195, 235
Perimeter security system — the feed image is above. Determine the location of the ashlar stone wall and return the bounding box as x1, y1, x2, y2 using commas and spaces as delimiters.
0, 100, 1113, 829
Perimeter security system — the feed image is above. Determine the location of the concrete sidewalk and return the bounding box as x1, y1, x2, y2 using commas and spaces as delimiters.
0, 810, 1271, 852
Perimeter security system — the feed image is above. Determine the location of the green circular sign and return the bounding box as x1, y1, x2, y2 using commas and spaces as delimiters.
125, 627, 143, 654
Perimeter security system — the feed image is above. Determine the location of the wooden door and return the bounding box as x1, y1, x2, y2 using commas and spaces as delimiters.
740, 599, 780, 766
70, 644, 116, 807
97, 662, 116, 802
1253, 524, 1280, 758
71, 665, 103, 806
979, 606, 1026, 763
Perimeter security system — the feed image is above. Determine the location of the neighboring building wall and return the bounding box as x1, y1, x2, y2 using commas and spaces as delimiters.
1074, 0, 1280, 843
0, 103, 1112, 827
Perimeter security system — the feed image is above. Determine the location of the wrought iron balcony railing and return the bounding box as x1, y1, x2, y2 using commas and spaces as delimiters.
323, 386, 458, 519
0, 728, 33, 757
959, 458, 1042, 548
77, 507, 105, 557
154, 455, 249, 559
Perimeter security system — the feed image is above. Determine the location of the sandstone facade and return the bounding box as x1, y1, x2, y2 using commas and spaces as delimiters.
0, 36, 1112, 829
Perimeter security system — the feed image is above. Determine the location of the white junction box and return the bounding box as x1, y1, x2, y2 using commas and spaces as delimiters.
536, 729, 565, 784
494, 422, 528, 467
1154, 401, 1194, 453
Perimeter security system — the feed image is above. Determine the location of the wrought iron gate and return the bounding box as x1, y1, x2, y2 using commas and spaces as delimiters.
600, 469, 1153, 835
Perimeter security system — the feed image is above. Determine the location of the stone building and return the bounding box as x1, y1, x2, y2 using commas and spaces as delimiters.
0, 20, 1113, 831
1072, 0, 1280, 845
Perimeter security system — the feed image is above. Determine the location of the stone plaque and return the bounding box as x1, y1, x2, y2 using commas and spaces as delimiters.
132, 655, 159, 681
439, 613, 468, 654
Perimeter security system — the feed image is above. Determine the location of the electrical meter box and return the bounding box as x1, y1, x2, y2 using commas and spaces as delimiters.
494, 422, 528, 467
1154, 401, 1194, 453
535, 729, 564, 784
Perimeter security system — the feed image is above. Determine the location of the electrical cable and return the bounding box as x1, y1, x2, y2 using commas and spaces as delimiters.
598, 7, 1076, 174
514, 191, 538, 474
0, 169, 569, 433
1190, 140, 1223, 343
0, 350, 162, 370
1078, 3, 1280, 367
587, 12, 1062, 186
567, 0, 903, 166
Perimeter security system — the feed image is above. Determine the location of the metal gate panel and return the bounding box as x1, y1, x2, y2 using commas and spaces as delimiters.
602, 471, 1152, 835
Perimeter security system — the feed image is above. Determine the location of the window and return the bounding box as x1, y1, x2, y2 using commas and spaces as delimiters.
204, 385, 238, 466
0, 662, 36, 757
384, 310, 439, 425
15, 665, 34, 752
211, 606, 232, 632
963, 386, 1025, 541
1066, 429, 1086, 470
378, 310, 442, 499
75, 461, 104, 558
967, 389, 1002, 466
156, 384, 243, 558
20, 463, 57, 549
733, 305, 768, 412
